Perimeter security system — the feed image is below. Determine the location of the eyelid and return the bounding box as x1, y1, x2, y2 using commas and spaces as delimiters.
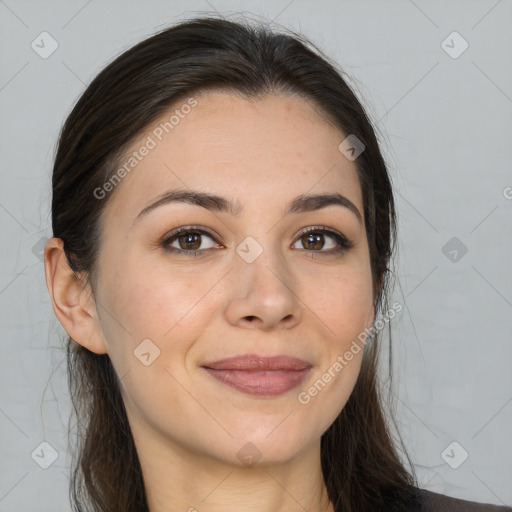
160, 224, 354, 255
160, 225, 221, 250
296, 225, 350, 242
293, 225, 354, 252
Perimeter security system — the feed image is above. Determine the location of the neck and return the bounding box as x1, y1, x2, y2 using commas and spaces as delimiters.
135, 431, 334, 512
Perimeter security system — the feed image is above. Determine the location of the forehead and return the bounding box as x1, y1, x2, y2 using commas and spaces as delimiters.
100, 90, 363, 226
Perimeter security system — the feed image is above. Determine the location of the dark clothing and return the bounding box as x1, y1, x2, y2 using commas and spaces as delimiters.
332, 485, 511, 511
418, 488, 512, 511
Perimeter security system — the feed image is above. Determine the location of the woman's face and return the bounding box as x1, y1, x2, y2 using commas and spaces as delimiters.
90, 90, 375, 466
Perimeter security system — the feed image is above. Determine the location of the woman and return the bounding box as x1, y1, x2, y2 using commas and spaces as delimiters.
43, 16, 511, 512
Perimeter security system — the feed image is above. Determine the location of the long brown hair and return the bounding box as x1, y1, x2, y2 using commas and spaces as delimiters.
51, 15, 421, 511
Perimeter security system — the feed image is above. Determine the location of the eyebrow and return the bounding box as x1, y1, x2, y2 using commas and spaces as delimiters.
133, 189, 363, 225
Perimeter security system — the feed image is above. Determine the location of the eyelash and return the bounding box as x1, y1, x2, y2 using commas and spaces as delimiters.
160, 225, 354, 258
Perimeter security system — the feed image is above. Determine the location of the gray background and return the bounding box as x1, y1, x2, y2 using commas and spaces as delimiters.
1, 0, 511, 510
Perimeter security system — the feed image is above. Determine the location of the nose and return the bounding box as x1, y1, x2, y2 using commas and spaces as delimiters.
223, 245, 302, 331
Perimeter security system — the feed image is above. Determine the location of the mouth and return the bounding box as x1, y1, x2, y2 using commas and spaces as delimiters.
200, 354, 313, 397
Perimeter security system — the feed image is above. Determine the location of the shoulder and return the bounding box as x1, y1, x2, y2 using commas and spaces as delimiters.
418, 488, 512, 512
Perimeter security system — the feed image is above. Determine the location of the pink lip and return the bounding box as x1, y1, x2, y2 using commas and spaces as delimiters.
201, 354, 313, 397
201, 354, 312, 371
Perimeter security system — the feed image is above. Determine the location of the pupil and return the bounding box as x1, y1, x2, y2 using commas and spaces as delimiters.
305, 233, 323, 250
181, 233, 200, 250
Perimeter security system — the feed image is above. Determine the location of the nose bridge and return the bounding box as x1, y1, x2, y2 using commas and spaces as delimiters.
235, 232, 289, 290
224, 231, 300, 329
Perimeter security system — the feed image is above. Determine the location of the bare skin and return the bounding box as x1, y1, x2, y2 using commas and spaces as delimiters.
45, 90, 375, 512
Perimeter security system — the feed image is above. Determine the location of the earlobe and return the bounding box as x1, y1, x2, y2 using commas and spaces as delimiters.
44, 237, 108, 354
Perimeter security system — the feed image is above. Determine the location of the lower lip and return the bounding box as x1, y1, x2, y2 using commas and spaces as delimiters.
202, 367, 312, 396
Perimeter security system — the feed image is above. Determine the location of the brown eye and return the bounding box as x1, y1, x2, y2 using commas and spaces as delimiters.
292, 227, 353, 255
176, 232, 202, 251
300, 232, 327, 250
161, 227, 220, 255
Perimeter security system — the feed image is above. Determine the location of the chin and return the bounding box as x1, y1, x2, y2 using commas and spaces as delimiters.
230, 427, 315, 467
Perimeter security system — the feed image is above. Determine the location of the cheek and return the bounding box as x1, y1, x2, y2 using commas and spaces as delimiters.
298, 263, 372, 411
98, 268, 215, 437
102, 259, 212, 342
309, 262, 374, 338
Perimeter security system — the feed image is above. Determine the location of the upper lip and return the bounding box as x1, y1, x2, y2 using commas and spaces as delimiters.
201, 354, 312, 371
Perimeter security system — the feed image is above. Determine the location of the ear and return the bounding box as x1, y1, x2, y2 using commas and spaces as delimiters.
44, 237, 108, 354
